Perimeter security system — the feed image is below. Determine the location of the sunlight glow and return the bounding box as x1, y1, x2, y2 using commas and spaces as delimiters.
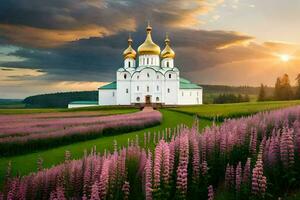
279, 54, 291, 62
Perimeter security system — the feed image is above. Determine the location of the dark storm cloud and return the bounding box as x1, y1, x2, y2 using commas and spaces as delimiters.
0, 0, 260, 83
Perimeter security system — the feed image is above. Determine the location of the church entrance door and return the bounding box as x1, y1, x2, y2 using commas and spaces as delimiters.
145, 95, 151, 105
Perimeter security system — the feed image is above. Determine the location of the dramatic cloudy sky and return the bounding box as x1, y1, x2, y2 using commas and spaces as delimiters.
0, 0, 300, 98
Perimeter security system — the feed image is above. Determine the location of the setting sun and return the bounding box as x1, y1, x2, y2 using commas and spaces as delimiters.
280, 54, 291, 62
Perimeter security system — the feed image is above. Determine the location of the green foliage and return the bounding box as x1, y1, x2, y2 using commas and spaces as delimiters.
295, 74, 300, 99
257, 84, 266, 101
274, 74, 294, 100
213, 93, 250, 104
23, 91, 98, 108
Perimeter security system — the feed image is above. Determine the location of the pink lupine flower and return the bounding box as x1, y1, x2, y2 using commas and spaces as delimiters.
162, 142, 170, 184
153, 140, 163, 189
225, 163, 231, 189
236, 162, 242, 192
207, 185, 214, 200
145, 150, 153, 200
201, 160, 208, 176
191, 136, 200, 182
176, 134, 189, 196
169, 140, 175, 176
122, 181, 130, 200
249, 128, 257, 156
230, 165, 235, 186
252, 147, 267, 197
98, 159, 111, 199
90, 181, 100, 200
280, 128, 295, 168
242, 158, 251, 184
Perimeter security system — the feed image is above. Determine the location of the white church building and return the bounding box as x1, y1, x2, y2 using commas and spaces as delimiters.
68, 24, 202, 108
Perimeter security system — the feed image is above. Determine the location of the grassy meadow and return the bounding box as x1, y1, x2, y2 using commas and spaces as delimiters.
170, 100, 300, 121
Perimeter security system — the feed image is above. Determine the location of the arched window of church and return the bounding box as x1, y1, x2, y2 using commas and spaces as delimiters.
147, 58, 149, 64
128, 62, 131, 68
124, 74, 127, 79
137, 86, 139, 91
156, 97, 159, 102
137, 75, 139, 80
126, 88, 128, 93
136, 97, 140, 102
112, 92, 115, 97
167, 62, 169, 67
151, 58, 153, 64
147, 86, 149, 92
167, 88, 170, 93
157, 75, 159, 79
169, 74, 171, 79
147, 73, 150, 78
157, 85, 159, 91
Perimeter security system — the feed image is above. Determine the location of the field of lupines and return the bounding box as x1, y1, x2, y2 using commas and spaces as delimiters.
0, 108, 162, 156
1, 106, 300, 200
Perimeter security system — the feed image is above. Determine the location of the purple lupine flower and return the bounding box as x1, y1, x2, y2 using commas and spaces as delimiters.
98, 159, 110, 199
225, 163, 231, 189
176, 134, 189, 197
145, 150, 153, 200
122, 181, 130, 200
280, 128, 295, 168
252, 147, 267, 197
153, 140, 163, 189
201, 160, 208, 176
191, 135, 200, 182
207, 185, 214, 200
236, 162, 242, 192
162, 142, 170, 184
242, 158, 251, 184
90, 181, 100, 200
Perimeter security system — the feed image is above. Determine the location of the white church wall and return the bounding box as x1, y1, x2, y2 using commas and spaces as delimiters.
161, 58, 174, 68
138, 55, 160, 67
131, 68, 164, 103
164, 71, 179, 105
98, 89, 117, 105
178, 88, 203, 105
124, 58, 135, 68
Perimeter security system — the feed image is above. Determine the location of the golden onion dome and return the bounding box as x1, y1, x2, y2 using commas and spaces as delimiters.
137, 24, 161, 55
161, 34, 175, 59
123, 36, 136, 59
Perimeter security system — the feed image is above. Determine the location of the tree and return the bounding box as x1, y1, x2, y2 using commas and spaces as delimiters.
257, 84, 266, 101
274, 74, 293, 100
295, 74, 300, 99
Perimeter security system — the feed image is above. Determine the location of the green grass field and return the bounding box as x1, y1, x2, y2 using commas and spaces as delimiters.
0, 106, 138, 115
1, 100, 300, 188
170, 100, 300, 121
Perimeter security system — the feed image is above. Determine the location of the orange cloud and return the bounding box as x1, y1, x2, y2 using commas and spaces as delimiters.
0, 19, 136, 48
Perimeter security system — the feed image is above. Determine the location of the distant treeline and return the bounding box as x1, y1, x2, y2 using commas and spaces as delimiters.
213, 93, 250, 104
201, 84, 274, 95
258, 73, 300, 101
23, 91, 98, 108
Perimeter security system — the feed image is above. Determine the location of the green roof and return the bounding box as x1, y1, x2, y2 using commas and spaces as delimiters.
98, 79, 200, 90
180, 78, 202, 89
99, 81, 117, 90
69, 101, 98, 105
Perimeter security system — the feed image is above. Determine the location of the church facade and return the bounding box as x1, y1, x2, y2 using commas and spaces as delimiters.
68, 24, 202, 108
